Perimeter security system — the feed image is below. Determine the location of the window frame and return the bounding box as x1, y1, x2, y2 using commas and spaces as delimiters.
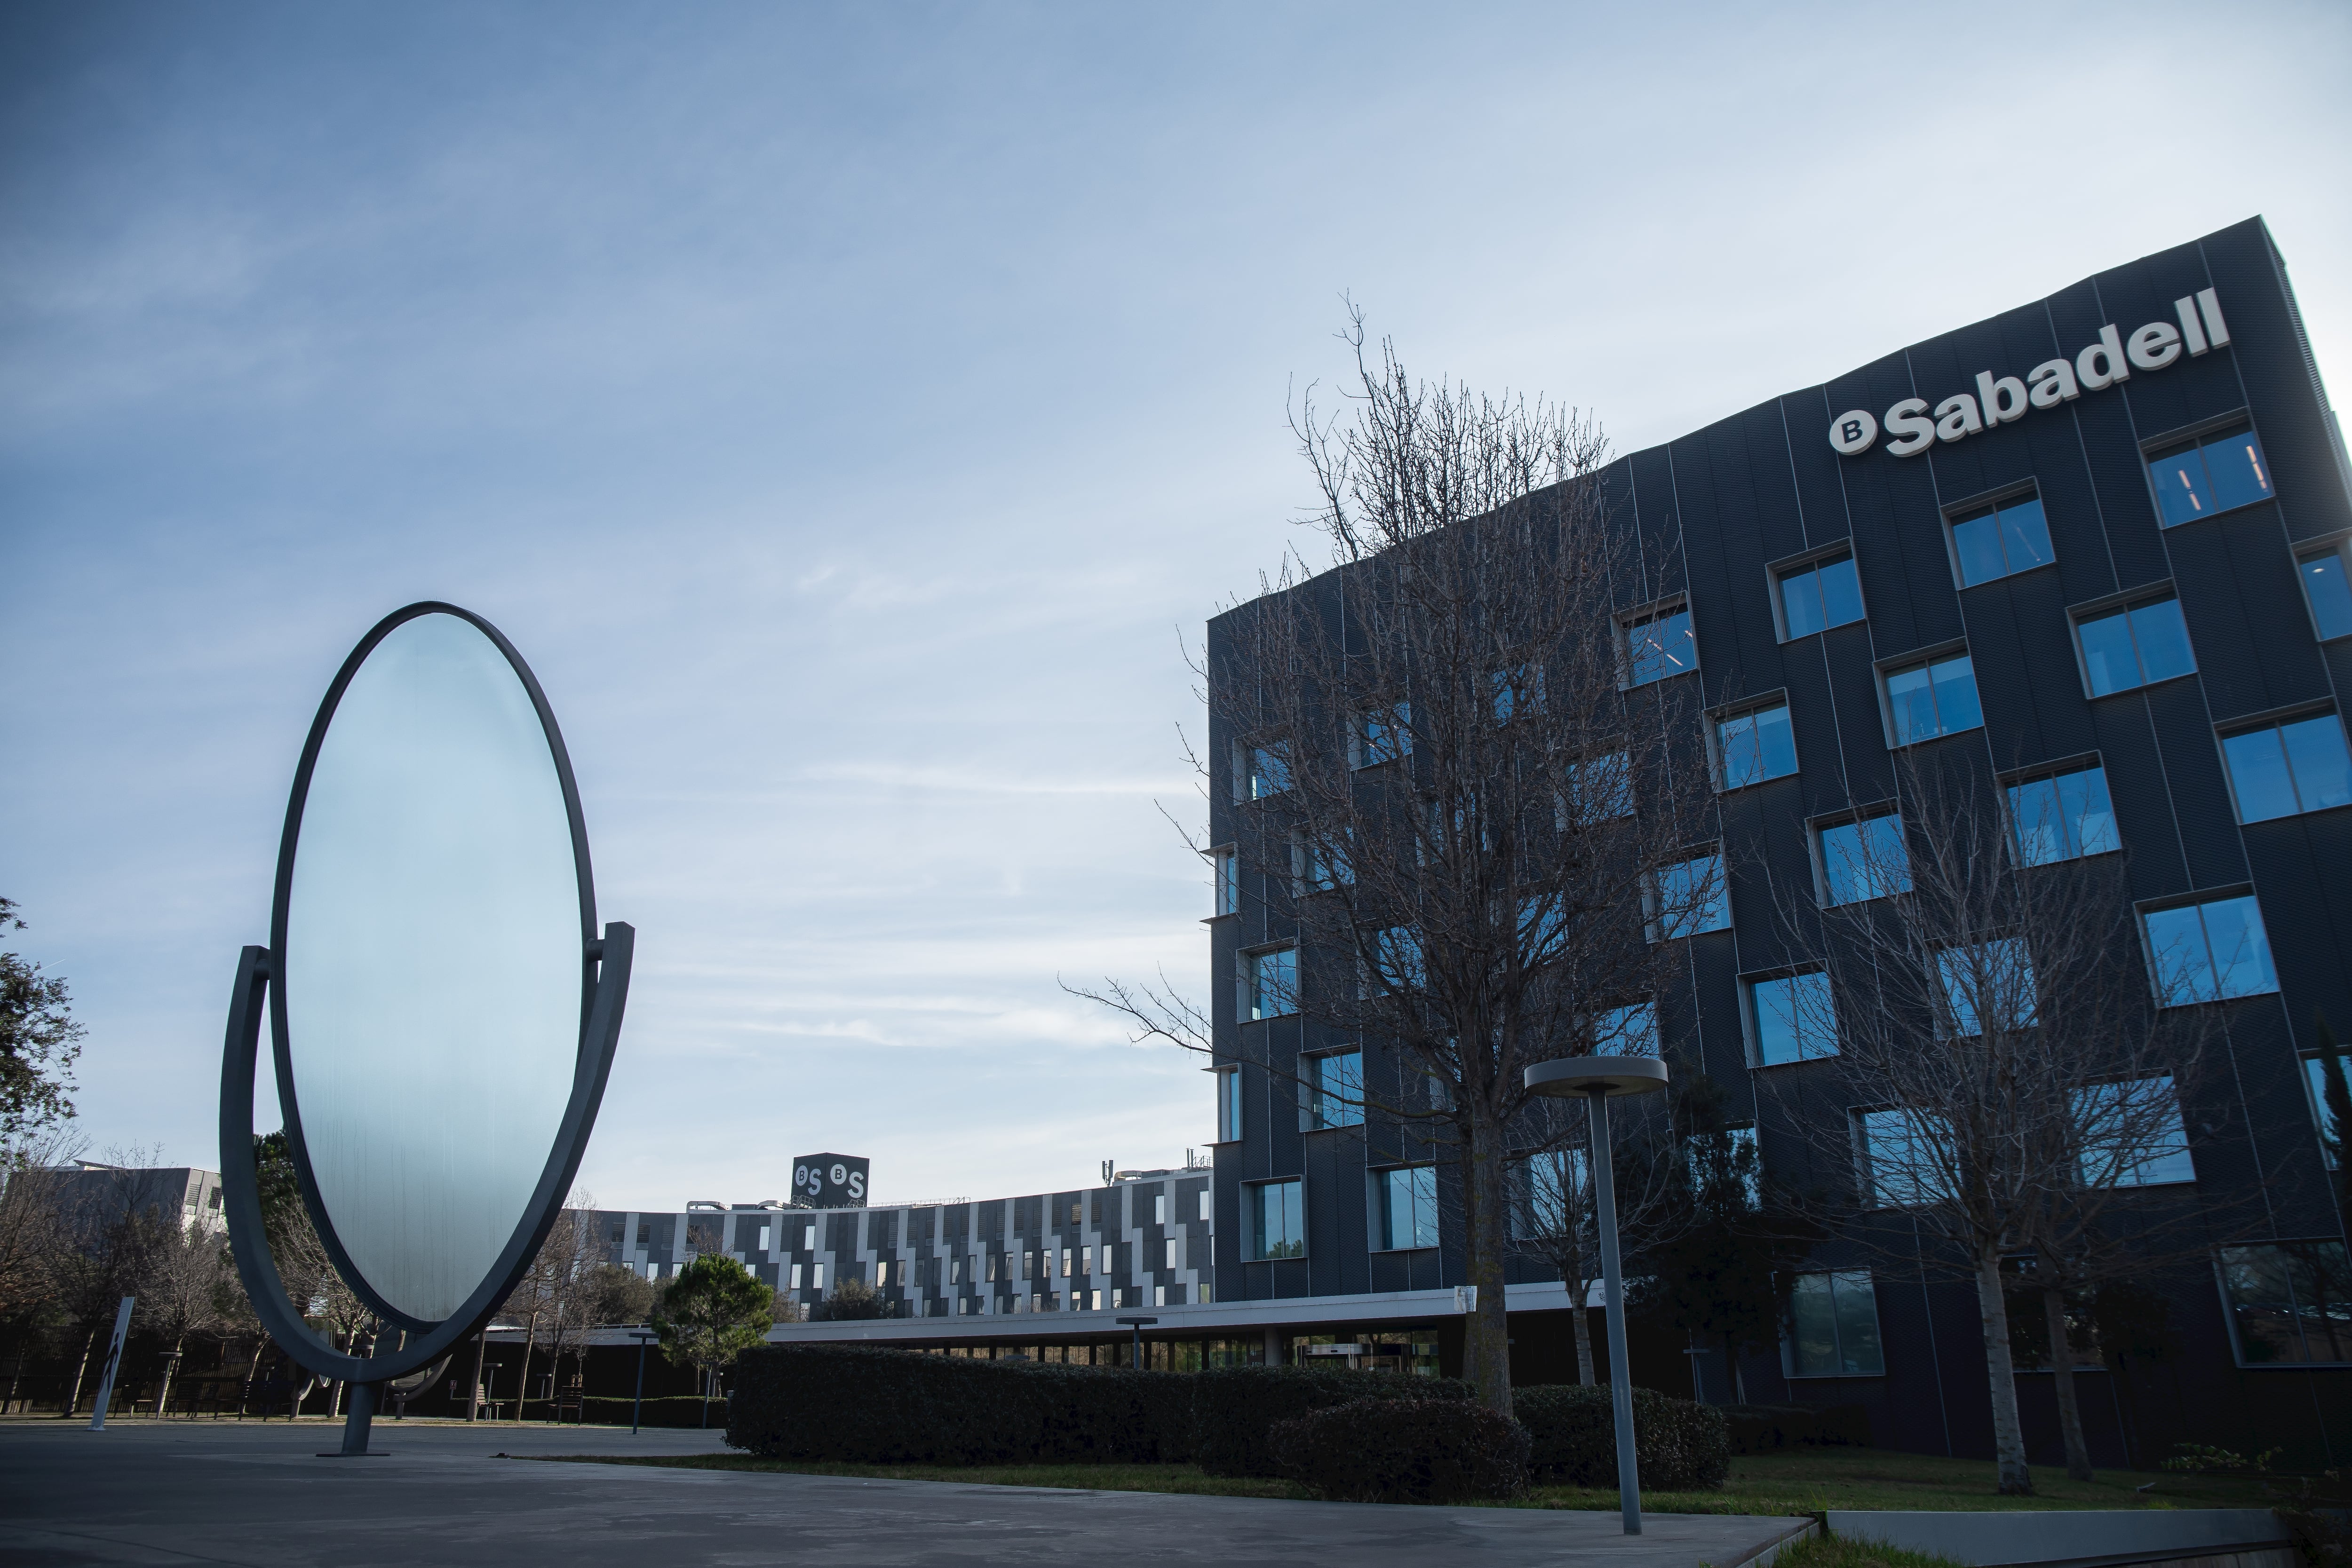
2069, 586, 2197, 699
1619, 597, 1699, 689
1239, 943, 1299, 1022
1940, 482, 2057, 590
1352, 701, 1413, 769
1371, 1164, 1441, 1253
1709, 693, 1800, 792
1234, 738, 1294, 802
2214, 1239, 2352, 1368
1876, 644, 1984, 748
1742, 967, 1838, 1068
1782, 1269, 1888, 1379
2000, 756, 2121, 866
1208, 844, 1240, 919
1812, 808, 1910, 908
1767, 541, 1868, 643
1302, 1047, 1365, 1132
2137, 890, 2280, 1008
1243, 1177, 1307, 1262
2215, 705, 2352, 825
2294, 533, 2352, 645
1647, 847, 1731, 941
2142, 413, 2276, 529
1212, 1066, 1244, 1144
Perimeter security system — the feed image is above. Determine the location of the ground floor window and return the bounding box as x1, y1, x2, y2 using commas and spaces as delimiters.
1786, 1270, 1885, 1377
2218, 1241, 2352, 1366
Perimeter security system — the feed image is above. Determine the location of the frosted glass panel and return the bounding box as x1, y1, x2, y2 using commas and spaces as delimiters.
283, 613, 582, 1323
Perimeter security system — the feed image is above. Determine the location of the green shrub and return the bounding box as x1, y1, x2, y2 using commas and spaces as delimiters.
724, 1346, 1193, 1464
1192, 1366, 1472, 1478
1269, 1397, 1530, 1504
1721, 1402, 1874, 1454
1512, 1383, 1729, 1490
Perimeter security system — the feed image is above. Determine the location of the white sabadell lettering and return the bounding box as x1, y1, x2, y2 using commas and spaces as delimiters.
1830, 292, 2224, 458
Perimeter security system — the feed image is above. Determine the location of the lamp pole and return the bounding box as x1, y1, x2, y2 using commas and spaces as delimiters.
627, 1330, 657, 1435
1114, 1315, 1157, 1371
1524, 1054, 1669, 1538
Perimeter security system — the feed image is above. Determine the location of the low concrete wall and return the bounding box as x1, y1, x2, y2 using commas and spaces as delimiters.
1825, 1509, 2290, 1568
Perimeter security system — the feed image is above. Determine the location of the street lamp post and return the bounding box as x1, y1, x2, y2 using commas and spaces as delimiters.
1113, 1315, 1157, 1371
627, 1330, 658, 1435
1524, 1054, 1669, 1538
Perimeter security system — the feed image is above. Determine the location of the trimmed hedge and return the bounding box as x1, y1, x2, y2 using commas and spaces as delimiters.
1269, 1397, 1529, 1504
1512, 1383, 1730, 1490
1721, 1402, 1874, 1455
1192, 1366, 1473, 1478
725, 1346, 1195, 1464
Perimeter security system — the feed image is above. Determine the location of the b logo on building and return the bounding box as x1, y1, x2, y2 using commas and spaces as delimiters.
1830, 290, 2231, 459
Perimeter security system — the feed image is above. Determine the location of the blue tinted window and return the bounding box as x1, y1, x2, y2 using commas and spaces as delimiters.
2072, 1077, 2195, 1187
2224, 713, 2352, 823
1820, 814, 1909, 905
1817, 554, 1865, 627
2145, 895, 2278, 1006
1251, 1180, 1304, 1259
2149, 425, 2274, 526
1380, 1166, 1439, 1251
1249, 744, 1292, 798
1718, 702, 1798, 788
1886, 654, 1980, 744
1930, 654, 1983, 732
1655, 853, 1729, 938
1951, 494, 2054, 586
2079, 597, 2195, 695
1249, 947, 1297, 1019
1789, 1271, 1885, 1377
2008, 764, 2119, 863
1751, 971, 1836, 1065
2300, 549, 2352, 641
2305, 1057, 2343, 1162
1627, 607, 1696, 686
1311, 1051, 1364, 1130
1886, 663, 1939, 745
1359, 704, 1410, 766
1952, 511, 2006, 587
2204, 427, 2274, 512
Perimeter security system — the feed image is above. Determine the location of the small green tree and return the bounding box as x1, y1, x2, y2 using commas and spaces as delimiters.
651, 1254, 772, 1425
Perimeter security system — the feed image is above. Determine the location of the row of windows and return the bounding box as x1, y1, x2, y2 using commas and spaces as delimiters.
1239, 1168, 1441, 1261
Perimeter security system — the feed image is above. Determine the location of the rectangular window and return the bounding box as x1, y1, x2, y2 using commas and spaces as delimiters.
1653, 853, 1729, 939
803, 1225, 816, 1250
1884, 652, 1983, 744
1624, 603, 1697, 687
1594, 1001, 1658, 1055
1377, 1165, 1440, 1251
1563, 750, 1633, 824
810, 1262, 824, 1290
1153, 1191, 1168, 1225
1241, 742, 1293, 800
2217, 1241, 2352, 1366
1511, 1148, 1586, 1241
1949, 492, 2056, 587
1292, 831, 1354, 892
1212, 848, 1240, 916
2299, 544, 2352, 641
1023, 1251, 1035, 1281
1778, 551, 1865, 639
2150, 423, 2273, 526
1199, 1190, 1213, 1223
2008, 764, 2120, 865
1248, 1179, 1305, 1260
1858, 1108, 1947, 1209
2071, 1077, 2195, 1187
2306, 1056, 2346, 1168
1819, 814, 1909, 905
1372, 926, 1425, 990
1935, 937, 2038, 1036
1491, 664, 1544, 722
1356, 703, 1411, 767
1243, 946, 1298, 1021
1308, 1050, 1364, 1130
1164, 1237, 1179, 1269
1215, 1068, 1243, 1142
2144, 895, 2279, 1006
1717, 701, 1798, 790
2078, 595, 2196, 696
1788, 1271, 1886, 1377
1749, 971, 1836, 1065
2223, 713, 2352, 823
789, 1263, 803, 1289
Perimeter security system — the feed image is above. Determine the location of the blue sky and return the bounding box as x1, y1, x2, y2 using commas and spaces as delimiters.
5, 1, 2347, 1210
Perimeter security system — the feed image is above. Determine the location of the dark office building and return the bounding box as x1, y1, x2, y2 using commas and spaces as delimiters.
1202, 217, 2352, 1466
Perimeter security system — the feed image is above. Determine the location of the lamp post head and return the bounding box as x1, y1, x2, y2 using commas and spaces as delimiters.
1523, 1055, 1670, 1099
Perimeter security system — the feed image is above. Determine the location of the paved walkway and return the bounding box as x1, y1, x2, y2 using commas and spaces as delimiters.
0, 1418, 1815, 1566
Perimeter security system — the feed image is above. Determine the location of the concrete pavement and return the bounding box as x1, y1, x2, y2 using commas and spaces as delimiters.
0, 1417, 1817, 1566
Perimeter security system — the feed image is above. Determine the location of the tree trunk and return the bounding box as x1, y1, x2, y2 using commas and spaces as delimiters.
516, 1310, 537, 1423
1725, 1331, 1747, 1404
2042, 1286, 2094, 1482
63, 1327, 97, 1418
1462, 1107, 1515, 1416
1570, 1295, 1596, 1385
1972, 1252, 2034, 1495
157, 1335, 185, 1416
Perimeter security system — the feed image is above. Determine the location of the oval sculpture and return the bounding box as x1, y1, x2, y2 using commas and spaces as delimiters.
276, 609, 591, 1325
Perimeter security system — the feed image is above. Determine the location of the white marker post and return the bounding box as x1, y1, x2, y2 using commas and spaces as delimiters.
87, 1296, 136, 1432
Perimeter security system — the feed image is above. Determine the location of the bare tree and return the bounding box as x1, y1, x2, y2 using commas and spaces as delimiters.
1075, 309, 1720, 1414
505, 1199, 607, 1412
135, 1218, 237, 1416
0, 1127, 80, 1325
1761, 755, 2229, 1493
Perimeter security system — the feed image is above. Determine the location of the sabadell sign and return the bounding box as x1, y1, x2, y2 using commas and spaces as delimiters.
1829, 289, 2232, 459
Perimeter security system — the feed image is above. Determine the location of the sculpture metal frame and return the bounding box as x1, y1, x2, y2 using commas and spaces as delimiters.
216, 602, 632, 1433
